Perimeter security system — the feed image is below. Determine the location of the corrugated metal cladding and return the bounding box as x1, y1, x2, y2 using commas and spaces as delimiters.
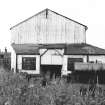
11, 9, 86, 44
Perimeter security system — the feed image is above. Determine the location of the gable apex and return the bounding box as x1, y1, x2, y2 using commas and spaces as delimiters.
10, 8, 88, 30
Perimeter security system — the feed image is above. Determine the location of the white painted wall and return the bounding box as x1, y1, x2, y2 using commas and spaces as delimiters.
17, 55, 40, 74
62, 55, 105, 75
40, 49, 64, 65
11, 10, 86, 44
11, 48, 16, 72
62, 55, 68, 75
89, 55, 105, 63
62, 55, 87, 75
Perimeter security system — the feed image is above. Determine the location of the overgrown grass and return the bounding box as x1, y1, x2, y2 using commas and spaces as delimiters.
0, 69, 105, 105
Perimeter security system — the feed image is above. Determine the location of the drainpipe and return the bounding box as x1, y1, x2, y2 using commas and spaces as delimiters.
16, 54, 18, 73
87, 54, 89, 62
39, 49, 41, 76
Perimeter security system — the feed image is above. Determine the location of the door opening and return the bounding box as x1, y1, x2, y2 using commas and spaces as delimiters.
40, 65, 62, 79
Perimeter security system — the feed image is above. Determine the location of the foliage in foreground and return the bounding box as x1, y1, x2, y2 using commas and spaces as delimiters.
0, 70, 105, 105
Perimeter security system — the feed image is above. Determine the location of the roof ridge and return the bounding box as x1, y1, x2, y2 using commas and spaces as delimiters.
10, 8, 88, 30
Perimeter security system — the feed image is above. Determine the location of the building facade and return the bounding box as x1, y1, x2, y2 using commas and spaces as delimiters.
10, 9, 105, 76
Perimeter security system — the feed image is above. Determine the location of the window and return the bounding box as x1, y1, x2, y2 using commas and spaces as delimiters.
67, 58, 83, 71
22, 57, 36, 70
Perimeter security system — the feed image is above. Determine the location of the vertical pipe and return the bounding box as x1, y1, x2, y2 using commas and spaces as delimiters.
87, 54, 89, 62
40, 55, 41, 74
16, 54, 18, 73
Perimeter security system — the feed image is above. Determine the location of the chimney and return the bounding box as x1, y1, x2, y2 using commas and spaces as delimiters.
5, 47, 7, 53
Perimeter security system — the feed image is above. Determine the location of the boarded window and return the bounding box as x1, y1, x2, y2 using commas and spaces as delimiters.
68, 58, 83, 71
22, 57, 36, 70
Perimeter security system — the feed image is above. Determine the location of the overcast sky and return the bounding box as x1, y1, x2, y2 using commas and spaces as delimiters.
0, 0, 105, 52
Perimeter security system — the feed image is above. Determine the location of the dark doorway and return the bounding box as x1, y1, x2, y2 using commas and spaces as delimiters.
40, 65, 62, 79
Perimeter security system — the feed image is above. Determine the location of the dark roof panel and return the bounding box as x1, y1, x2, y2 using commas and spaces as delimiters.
12, 44, 39, 54
39, 43, 66, 49
65, 43, 105, 55
12, 43, 105, 55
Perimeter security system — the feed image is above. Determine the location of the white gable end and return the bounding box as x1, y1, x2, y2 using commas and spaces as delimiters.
11, 9, 86, 44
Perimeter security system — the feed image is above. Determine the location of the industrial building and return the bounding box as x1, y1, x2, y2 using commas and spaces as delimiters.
10, 9, 105, 80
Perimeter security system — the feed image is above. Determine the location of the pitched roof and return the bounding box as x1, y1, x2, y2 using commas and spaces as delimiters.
12, 43, 105, 55
39, 43, 66, 49
65, 43, 105, 55
10, 8, 88, 30
12, 44, 39, 54
39, 43, 105, 55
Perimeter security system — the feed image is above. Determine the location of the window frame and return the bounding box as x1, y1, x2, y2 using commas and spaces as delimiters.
22, 57, 36, 70
67, 57, 83, 71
